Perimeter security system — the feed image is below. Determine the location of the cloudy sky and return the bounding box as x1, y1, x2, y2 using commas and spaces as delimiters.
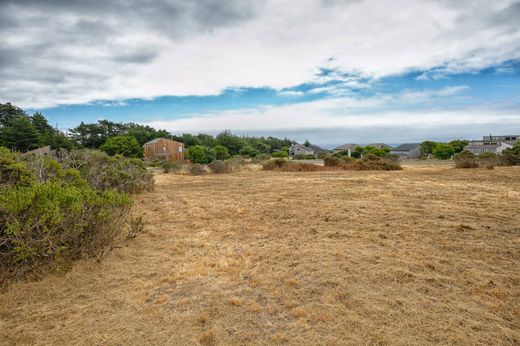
1, 0, 520, 147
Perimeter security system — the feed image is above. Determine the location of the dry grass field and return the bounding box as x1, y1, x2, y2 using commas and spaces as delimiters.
1, 164, 519, 345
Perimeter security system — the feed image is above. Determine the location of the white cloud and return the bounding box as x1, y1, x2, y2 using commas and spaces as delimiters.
1, 0, 520, 107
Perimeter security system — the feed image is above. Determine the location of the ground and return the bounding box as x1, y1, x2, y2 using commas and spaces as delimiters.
1, 163, 519, 345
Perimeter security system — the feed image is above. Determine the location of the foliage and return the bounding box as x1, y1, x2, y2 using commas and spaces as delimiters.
262, 158, 288, 170
60, 150, 154, 193
216, 130, 246, 156
502, 142, 520, 166
0, 181, 131, 282
214, 145, 230, 160
187, 145, 215, 164
478, 152, 502, 168
293, 154, 316, 160
432, 143, 455, 160
208, 160, 231, 174
100, 135, 143, 158
239, 144, 258, 157
449, 139, 469, 153
271, 150, 288, 158
324, 156, 342, 167
420, 141, 437, 156
0, 115, 42, 152
454, 151, 479, 168
161, 160, 183, 173
189, 163, 205, 175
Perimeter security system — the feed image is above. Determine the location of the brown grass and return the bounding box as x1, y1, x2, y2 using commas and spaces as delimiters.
1, 164, 519, 345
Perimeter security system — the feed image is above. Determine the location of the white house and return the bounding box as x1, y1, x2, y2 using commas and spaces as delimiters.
464, 140, 513, 155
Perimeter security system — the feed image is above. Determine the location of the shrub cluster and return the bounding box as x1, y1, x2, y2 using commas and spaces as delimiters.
207, 160, 231, 174
60, 150, 154, 193
0, 148, 133, 285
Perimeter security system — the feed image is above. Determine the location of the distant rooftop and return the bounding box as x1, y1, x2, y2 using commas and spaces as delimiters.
391, 143, 420, 151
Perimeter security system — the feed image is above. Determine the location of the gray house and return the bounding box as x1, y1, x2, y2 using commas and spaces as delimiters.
367, 143, 392, 149
464, 140, 513, 155
390, 143, 421, 159
333, 143, 359, 155
289, 144, 315, 157
482, 135, 519, 145
289, 143, 328, 157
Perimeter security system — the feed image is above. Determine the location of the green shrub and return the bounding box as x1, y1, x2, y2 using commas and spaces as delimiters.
271, 150, 288, 158
239, 144, 258, 158
207, 160, 231, 174
346, 154, 402, 170
478, 152, 502, 168
502, 142, 520, 166
61, 150, 154, 193
432, 143, 455, 160
0, 181, 131, 283
100, 135, 143, 158
293, 154, 316, 160
214, 145, 230, 160
454, 151, 479, 168
0, 147, 34, 187
187, 145, 215, 164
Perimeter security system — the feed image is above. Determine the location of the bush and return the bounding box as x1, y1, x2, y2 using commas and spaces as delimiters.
189, 163, 205, 175
100, 135, 143, 158
0, 180, 131, 284
280, 163, 324, 172
432, 143, 455, 160
187, 145, 215, 164
324, 156, 341, 167
478, 152, 501, 168
161, 160, 183, 173
262, 158, 288, 170
207, 160, 231, 174
60, 150, 154, 193
239, 144, 258, 158
502, 142, 520, 166
346, 154, 402, 171
271, 150, 288, 158
214, 145, 230, 160
454, 151, 479, 168
293, 154, 316, 160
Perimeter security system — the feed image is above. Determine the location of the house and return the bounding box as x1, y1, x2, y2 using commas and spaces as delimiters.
306, 144, 328, 155
367, 143, 392, 150
25, 145, 57, 158
389, 143, 421, 159
143, 138, 185, 162
333, 143, 359, 155
482, 135, 520, 145
464, 140, 513, 155
289, 144, 315, 157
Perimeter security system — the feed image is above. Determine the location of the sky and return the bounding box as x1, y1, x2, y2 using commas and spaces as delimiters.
1, 0, 520, 148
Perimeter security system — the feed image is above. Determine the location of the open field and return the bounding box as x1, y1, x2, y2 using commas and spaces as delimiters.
1, 164, 519, 345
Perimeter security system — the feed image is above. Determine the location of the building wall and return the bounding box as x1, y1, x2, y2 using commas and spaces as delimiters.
143, 139, 184, 162
289, 146, 314, 156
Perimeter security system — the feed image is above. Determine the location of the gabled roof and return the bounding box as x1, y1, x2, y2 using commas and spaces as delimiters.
334, 143, 359, 150
307, 144, 328, 153
144, 138, 179, 145
391, 143, 420, 151
367, 143, 392, 149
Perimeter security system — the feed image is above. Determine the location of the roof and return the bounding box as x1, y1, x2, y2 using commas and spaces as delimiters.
334, 143, 359, 150
307, 144, 328, 153
143, 138, 179, 145
391, 143, 420, 151
367, 143, 392, 149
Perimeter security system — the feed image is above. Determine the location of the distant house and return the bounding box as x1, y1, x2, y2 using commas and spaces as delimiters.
25, 145, 57, 158
289, 143, 327, 157
482, 135, 520, 145
143, 138, 184, 162
333, 143, 359, 155
367, 143, 392, 150
390, 143, 421, 159
464, 140, 512, 155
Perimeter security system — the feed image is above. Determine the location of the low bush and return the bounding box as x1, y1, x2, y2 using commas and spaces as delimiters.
0, 178, 131, 284
324, 156, 341, 167
478, 152, 502, 168
502, 142, 520, 166
161, 160, 183, 173
293, 154, 316, 160
60, 150, 154, 193
271, 150, 288, 158
280, 163, 324, 172
189, 163, 205, 175
207, 160, 231, 174
454, 151, 479, 168
262, 158, 288, 170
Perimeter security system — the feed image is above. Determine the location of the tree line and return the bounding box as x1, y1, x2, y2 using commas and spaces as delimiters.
0, 103, 295, 161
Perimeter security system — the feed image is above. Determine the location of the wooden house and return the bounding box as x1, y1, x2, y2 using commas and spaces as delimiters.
143, 138, 185, 162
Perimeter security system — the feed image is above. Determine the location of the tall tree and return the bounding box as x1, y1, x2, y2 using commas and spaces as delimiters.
0, 116, 41, 151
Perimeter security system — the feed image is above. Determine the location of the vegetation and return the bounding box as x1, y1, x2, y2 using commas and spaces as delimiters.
0, 147, 137, 284
420, 139, 468, 159
100, 135, 143, 158
502, 141, 520, 166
